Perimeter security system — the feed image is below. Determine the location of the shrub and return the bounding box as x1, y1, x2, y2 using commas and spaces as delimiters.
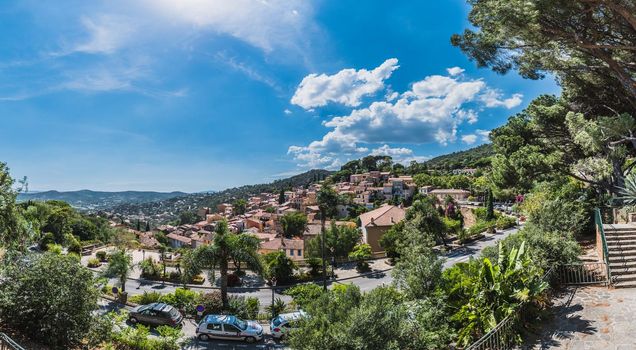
160, 288, 198, 314
96, 251, 108, 262
39, 232, 55, 250
466, 221, 496, 236
443, 217, 462, 235
285, 284, 323, 309
265, 297, 287, 318
496, 216, 516, 230
263, 251, 297, 284
349, 244, 372, 272
129, 291, 162, 305
306, 257, 322, 277
227, 296, 260, 319
87, 257, 101, 268
199, 291, 223, 316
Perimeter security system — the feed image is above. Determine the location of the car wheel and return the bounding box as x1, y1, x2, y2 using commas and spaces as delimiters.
129, 317, 138, 324
245, 336, 257, 343
198, 334, 210, 341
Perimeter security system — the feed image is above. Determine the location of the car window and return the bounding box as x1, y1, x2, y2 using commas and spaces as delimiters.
272, 316, 283, 327
234, 318, 248, 330
168, 308, 180, 318
206, 323, 222, 331
223, 324, 240, 333
283, 322, 292, 328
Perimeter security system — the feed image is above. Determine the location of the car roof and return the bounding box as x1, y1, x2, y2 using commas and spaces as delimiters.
148, 302, 173, 312
202, 314, 237, 324
278, 311, 306, 321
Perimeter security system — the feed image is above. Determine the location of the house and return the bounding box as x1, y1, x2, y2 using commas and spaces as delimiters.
430, 189, 471, 202
259, 237, 305, 260
166, 232, 192, 248
359, 205, 406, 252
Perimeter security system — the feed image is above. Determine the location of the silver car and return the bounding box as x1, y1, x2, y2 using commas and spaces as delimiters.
196, 314, 263, 343
270, 311, 306, 340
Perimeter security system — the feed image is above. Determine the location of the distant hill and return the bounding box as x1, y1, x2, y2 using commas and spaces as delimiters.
106, 169, 332, 223
424, 144, 494, 170
17, 190, 188, 210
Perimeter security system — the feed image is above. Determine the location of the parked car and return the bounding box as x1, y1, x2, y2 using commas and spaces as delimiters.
128, 302, 183, 327
270, 311, 306, 340
196, 314, 263, 343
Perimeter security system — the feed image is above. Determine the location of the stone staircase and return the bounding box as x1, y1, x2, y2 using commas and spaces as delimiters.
604, 224, 636, 288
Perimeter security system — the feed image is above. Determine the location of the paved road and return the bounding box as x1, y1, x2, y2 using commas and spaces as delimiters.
100, 226, 520, 349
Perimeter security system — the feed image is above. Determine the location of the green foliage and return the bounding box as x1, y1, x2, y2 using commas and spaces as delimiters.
0, 253, 99, 349
160, 288, 199, 313
443, 242, 549, 346
103, 248, 132, 292
112, 323, 182, 350
424, 144, 494, 170
485, 189, 495, 221
96, 250, 108, 261
306, 221, 360, 260
284, 284, 324, 309
393, 244, 443, 300
413, 173, 474, 189
266, 297, 287, 318
495, 216, 516, 230
129, 291, 163, 305
198, 291, 224, 316
88, 257, 101, 268
178, 211, 198, 225
349, 243, 372, 272
227, 295, 260, 319
39, 231, 55, 249
233, 199, 248, 215
262, 251, 297, 284
280, 211, 308, 238
317, 186, 339, 219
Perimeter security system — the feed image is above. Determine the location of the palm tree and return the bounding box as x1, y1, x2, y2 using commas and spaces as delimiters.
193, 220, 262, 307
103, 248, 132, 292
317, 186, 339, 290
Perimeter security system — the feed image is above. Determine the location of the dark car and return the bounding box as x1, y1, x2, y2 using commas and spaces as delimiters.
128, 302, 183, 327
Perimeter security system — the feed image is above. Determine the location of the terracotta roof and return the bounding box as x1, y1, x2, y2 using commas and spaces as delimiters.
430, 189, 470, 194
260, 238, 304, 250
166, 233, 192, 244
359, 205, 405, 228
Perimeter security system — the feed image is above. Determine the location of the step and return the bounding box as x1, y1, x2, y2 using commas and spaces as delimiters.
607, 244, 636, 251
608, 250, 636, 257
608, 255, 636, 263
614, 274, 636, 283
610, 261, 636, 270
605, 232, 636, 239
606, 239, 636, 245
614, 281, 636, 288
609, 267, 636, 276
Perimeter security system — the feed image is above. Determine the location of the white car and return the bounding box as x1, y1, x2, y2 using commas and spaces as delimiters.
270, 311, 306, 340
196, 314, 263, 343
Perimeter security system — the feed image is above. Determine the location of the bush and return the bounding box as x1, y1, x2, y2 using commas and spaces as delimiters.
265, 297, 287, 318
96, 251, 108, 262
306, 257, 322, 277
160, 288, 198, 314
285, 284, 324, 309
227, 296, 260, 319
496, 216, 516, 230
39, 232, 55, 250
199, 291, 223, 316
443, 217, 462, 235
87, 257, 101, 268
263, 251, 297, 284
129, 291, 162, 305
349, 244, 372, 272
466, 221, 496, 236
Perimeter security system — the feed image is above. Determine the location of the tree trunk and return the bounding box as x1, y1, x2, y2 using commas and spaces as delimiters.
121, 276, 126, 292
220, 254, 229, 307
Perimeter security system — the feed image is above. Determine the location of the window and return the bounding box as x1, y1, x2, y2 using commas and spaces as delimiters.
290, 249, 294, 256
207, 323, 222, 331
297, 249, 302, 256
223, 324, 240, 333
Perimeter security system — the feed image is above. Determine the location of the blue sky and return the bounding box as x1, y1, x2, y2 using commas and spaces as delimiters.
0, 0, 559, 192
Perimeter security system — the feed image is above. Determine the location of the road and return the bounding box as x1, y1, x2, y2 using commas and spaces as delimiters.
100, 226, 520, 349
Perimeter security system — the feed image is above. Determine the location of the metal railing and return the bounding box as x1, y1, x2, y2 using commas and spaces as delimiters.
594, 208, 612, 285
0, 333, 25, 350
559, 262, 609, 286
465, 313, 518, 350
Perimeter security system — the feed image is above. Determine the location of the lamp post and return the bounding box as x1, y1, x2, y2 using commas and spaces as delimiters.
270, 277, 277, 320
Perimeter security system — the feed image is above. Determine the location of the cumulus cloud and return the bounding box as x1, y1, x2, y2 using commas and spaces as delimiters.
480, 90, 523, 109
446, 66, 465, 76
476, 129, 491, 142
461, 134, 478, 144
369, 144, 429, 164
288, 62, 521, 168
291, 58, 399, 109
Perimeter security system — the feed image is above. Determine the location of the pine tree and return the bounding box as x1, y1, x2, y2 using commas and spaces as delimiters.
485, 189, 495, 221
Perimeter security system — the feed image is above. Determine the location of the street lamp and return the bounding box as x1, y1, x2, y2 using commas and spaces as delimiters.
270, 277, 277, 320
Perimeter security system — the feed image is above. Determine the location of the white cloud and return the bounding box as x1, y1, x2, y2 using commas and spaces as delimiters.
369, 144, 429, 164
461, 134, 478, 144
480, 90, 523, 109
289, 64, 521, 168
284, 109, 292, 115
291, 58, 399, 109
476, 129, 491, 142
73, 15, 134, 55
141, 0, 314, 53
446, 66, 465, 76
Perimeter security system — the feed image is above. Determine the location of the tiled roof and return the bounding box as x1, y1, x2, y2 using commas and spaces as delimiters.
359, 205, 405, 228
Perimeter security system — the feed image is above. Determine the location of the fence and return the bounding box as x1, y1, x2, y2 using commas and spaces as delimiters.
465, 262, 607, 350
0, 333, 25, 350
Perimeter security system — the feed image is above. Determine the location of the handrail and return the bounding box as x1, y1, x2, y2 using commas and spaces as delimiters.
0, 333, 26, 350
594, 208, 612, 285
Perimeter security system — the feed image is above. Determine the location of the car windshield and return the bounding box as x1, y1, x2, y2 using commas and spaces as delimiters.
168, 308, 180, 319
272, 316, 284, 327
234, 318, 248, 330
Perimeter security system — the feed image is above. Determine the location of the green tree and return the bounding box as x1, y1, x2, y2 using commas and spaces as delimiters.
306, 222, 360, 260
179, 211, 199, 225
192, 220, 262, 306
485, 188, 495, 221
179, 249, 201, 287
103, 248, 132, 292
393, 243, 444, 300
349, 243, 372, 272
262, 251, 297, 284
0, 253, 99, 349
280, 211, 308, 238
233, 199, 248, 215
317, 186, 339, 289
278, 188, 286, 205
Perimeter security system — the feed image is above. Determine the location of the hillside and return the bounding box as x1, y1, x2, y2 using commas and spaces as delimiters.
424, 144, 494, 170
106, 169, 332, 223
17, 190, 188, 211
